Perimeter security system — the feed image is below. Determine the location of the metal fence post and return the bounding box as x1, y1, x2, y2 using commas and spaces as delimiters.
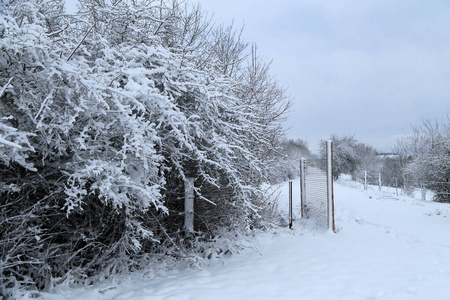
300, 158, 306, 218
326, 140, 335, 232
289, 180, 293, 229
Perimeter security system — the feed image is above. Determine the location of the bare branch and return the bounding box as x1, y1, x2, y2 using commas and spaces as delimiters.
67, 23, 95, 61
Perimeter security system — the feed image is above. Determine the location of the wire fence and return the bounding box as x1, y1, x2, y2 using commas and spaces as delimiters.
353, 171, 450, 203
304, 166, 329, 228
300, 141, 335, 231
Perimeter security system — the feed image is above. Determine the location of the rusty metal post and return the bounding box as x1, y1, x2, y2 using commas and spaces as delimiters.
327, 140, 335, 232
300, 158, 306, 218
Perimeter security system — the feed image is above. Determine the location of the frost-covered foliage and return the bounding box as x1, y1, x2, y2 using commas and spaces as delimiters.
400, 118, 450, 202
351, 143, 381, 185
0, 0, 290, 296
320, 135, 359, 179
379, 155, 404, 188
267, 138, 311, 183
319, 135, 381, 182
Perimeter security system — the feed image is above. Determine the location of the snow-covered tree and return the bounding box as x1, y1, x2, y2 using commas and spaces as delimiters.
267, 138, 311, 183
320, 136, 383, 182
0, 0, 291, 294
390, 138, 414, 189
320, 135, 359, 179
352, 143, 381, 185
379, 154, 404, 188
402, 117, 450, 202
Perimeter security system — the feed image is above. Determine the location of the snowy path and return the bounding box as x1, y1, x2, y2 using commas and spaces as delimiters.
41, 179, 450, 300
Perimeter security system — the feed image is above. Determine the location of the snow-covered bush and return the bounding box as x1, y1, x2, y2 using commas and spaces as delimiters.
402, 118, 450, 202
351, 143, 381, 185
0, 0, 290, 294
266, 138, 311, 184
319, 135, 360, 179
319, 136, 383, 183
379, 155, 404, 187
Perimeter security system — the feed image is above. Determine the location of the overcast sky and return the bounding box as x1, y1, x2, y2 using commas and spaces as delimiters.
196, 0, 450, 152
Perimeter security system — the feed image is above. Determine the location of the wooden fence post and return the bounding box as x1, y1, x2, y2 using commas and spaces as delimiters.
364, 171, 367, 190
184, 177, 195, 236
378, 173, 381, 191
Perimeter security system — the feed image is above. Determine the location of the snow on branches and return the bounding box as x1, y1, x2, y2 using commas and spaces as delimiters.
0, 0, 290, 294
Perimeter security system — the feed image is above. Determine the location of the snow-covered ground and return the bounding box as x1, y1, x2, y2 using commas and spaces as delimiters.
35, 177, 450, 300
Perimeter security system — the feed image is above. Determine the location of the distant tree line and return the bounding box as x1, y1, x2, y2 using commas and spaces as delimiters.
318, 135, 383, 182
0, 0, 291, 295
320, 115, 450, 203
316, 135, 402, 188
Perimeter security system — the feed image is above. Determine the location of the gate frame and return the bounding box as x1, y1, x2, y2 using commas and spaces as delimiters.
300, 140, 335, 232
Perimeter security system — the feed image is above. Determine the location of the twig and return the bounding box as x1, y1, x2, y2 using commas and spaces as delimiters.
0, 77, 13, 98
47, 24, 69, 37
67, 23, 95, 61
148, 209, 188, 258
34, 90, 53, 121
